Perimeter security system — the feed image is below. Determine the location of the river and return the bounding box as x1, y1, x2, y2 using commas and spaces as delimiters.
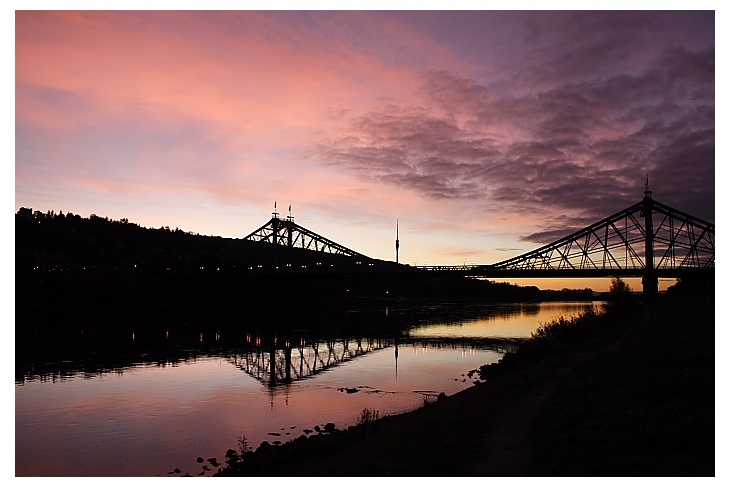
15, 301, 600, 476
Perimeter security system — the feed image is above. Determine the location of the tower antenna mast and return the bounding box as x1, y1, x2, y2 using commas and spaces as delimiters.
395, 220, 400, 264
644, 174, 652, 199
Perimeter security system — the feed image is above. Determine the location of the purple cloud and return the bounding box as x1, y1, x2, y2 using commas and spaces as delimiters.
317, 13, 714, 244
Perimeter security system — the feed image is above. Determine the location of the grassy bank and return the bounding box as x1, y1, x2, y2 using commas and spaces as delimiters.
528, 297, 714, 475
216, 296, 714, 476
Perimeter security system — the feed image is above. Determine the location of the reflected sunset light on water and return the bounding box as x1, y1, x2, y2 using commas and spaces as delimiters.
16, 302, 597, 476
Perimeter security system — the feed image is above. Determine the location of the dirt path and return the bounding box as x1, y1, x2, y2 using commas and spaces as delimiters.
468, 311, 645, 476
469, 362, 575, 475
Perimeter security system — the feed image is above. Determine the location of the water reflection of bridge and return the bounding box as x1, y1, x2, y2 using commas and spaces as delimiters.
229, 335, 521, 387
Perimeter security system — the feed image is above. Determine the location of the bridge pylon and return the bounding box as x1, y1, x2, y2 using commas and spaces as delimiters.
641, 181, 658, 300
244, 211, 365, 258
482, 187, 714, 299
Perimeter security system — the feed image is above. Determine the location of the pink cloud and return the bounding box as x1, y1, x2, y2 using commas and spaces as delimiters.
15, 11, 714, 280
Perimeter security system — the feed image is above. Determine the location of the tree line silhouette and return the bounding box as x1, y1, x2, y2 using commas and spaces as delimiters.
16, 208, 597, 319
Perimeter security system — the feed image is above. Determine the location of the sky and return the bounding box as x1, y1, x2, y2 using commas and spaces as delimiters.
14, 8, 716, 291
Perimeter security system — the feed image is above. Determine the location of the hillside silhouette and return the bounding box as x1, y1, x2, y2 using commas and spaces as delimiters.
16, 208, 595, 322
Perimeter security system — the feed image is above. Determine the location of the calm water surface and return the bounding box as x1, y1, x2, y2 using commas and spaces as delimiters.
16, 301, 599, 476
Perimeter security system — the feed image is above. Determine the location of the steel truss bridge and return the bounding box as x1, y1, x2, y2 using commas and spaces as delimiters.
245, 211, 365, 258
227, 335, 519, 388
245, 190, 714, 297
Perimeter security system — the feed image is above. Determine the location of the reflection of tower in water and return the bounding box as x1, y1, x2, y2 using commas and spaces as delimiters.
394, 338, 399, 380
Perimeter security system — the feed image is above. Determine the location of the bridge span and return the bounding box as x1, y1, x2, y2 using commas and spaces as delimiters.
245, 187, 714, 298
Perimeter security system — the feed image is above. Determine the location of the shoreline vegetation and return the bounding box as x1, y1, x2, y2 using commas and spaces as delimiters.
214, 291, 714, 477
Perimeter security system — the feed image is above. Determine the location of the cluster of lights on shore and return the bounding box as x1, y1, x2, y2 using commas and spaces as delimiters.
247, 262, 373, 270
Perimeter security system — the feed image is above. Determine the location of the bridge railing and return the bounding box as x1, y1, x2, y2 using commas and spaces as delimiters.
415, 265, 486, 272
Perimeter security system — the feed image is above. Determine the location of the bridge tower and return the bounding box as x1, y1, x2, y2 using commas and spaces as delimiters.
245, 205, 366, 258
271, 202, 279, 246
641, 177, 658, 300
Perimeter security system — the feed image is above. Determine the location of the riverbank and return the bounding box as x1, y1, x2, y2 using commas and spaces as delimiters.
216, 296, 714, 476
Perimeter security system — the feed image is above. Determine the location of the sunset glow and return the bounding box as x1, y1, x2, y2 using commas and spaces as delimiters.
15, 10, 715, 291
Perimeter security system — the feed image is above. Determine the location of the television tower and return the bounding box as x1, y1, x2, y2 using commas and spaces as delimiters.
395, 220, 400, 264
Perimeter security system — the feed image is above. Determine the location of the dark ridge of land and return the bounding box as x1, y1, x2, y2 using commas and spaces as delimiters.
15, 209, 598, 322
215, 296, 714, 477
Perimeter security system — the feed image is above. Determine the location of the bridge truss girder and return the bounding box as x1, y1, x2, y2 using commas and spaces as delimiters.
227, 336, 518, 387
491, 197, 714, 273
229, 337, 388, 386
244, 217, 365, 258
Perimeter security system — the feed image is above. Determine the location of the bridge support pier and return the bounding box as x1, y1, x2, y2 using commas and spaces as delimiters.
642, 183, 658, 302
284, 346, 292, 382
642, 273, 658, 302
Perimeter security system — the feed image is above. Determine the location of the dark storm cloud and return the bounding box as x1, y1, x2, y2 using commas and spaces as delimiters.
318, 13, 714, 244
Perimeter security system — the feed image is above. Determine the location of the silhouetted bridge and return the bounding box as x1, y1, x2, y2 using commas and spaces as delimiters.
245, 187, 714, 297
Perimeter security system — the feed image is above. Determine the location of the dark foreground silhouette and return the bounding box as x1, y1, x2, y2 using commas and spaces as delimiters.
215, 296, 714, 477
